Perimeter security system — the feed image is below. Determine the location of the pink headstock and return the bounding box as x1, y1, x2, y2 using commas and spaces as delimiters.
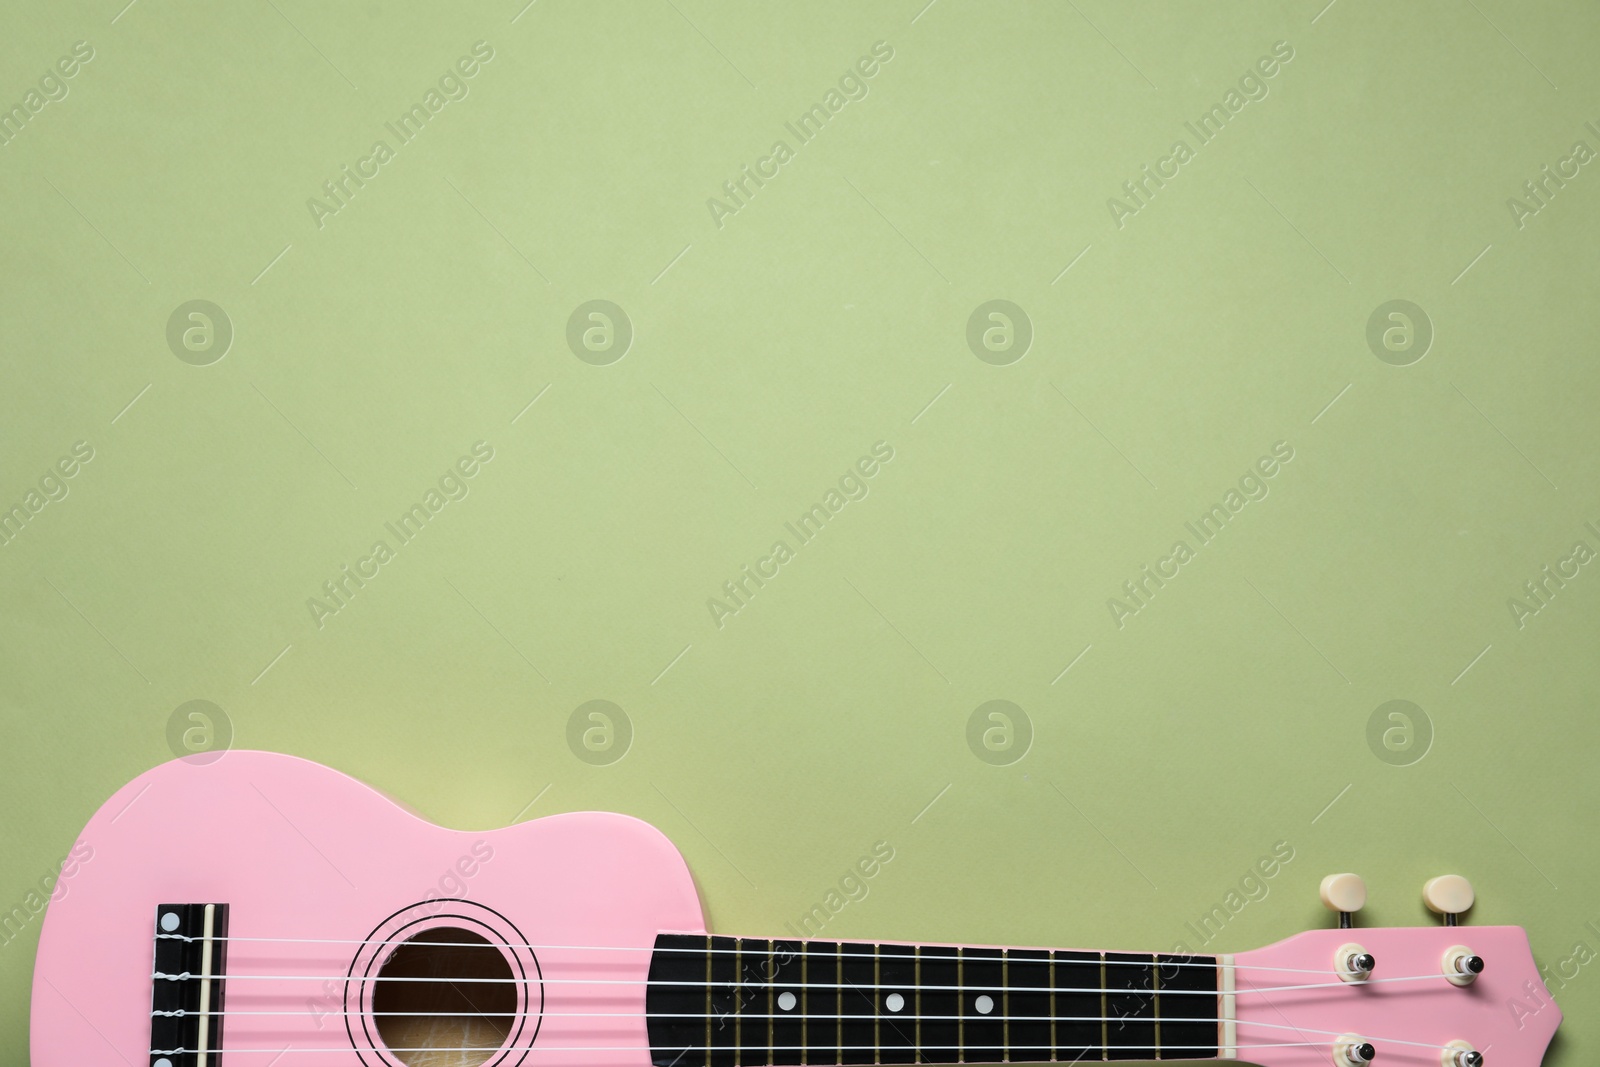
1230, 924, 1559, 1067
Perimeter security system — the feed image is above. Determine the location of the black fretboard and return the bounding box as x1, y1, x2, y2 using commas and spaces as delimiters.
645, 935, 1219, 1066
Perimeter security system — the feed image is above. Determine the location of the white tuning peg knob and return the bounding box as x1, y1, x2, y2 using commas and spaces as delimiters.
1320, 873, 1367, 928
1423, 875, 1475, 925
1334, 1034, 1377, 1067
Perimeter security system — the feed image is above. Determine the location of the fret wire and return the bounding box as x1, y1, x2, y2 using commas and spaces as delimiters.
914, 945, 922, 1063
802, 944, 809, 1067
957, 945, 965, 1065
873, 943, 881, 1067
1048, 952, 1056, 1064
1098, 953, 1108, 1062
1002, 949, 1010, 1066
838, 940, 851, 1062
1151, 954, 1161, 1062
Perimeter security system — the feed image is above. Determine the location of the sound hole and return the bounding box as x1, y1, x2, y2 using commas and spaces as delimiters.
373, 927, 517, 1067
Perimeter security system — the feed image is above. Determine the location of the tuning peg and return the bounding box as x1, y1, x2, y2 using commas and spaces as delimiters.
1442, 945, 1485, 987
1334, 1034, 1377, 1067
1320, 873, 1367, 928
1443, 1040, 1482, 1067
1423, 875, 1475, 926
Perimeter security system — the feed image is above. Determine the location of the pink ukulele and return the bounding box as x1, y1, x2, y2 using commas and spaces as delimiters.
30, 752, 1560, 1067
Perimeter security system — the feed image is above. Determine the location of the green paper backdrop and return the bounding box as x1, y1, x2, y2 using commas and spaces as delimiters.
2, 1, 1596, 1063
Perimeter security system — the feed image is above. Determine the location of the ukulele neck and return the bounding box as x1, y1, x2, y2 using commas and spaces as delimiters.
645, 934, 1226, 1066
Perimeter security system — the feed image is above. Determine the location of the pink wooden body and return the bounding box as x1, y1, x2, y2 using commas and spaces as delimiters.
31, 751, 1561, 1067
32, 751, 704, 1066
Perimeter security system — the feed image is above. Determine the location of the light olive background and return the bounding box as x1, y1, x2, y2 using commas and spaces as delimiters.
2, 0, 1597, 1063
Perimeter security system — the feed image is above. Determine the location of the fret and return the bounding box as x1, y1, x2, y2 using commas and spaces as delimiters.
1153, 957, 1161, 1059
802, 941, 841, 1065
878, 943, 917, 1064
918, 945, 959, 1063
771, 940, 805, 1065
1003, 952, 1010, 1061
1052, 950, 1102, 1062
1157, 952, 1218, 1059
734, 939, 770, 1067
1098, 955, 1108, 1060
1006, 949, 1050, 1063
837, 945, 846, 1061
914, 946, 922, 1061
1103, 953, 1156, 1061
962, 947, 1004, 1062
761, 940, 774, 1067
841, 942, 877, 1064
648, 934, 713, 1067
710, 936, 739, 1067
876, 945, 884, 1064
958, 948, 965, 1060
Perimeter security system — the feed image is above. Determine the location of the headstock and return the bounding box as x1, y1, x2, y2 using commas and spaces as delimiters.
1227, 874, 1559, 1067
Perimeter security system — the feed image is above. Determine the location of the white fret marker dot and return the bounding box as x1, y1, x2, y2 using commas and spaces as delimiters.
975, 995, 994, 1015
154, 1060, 173, 1067
885, 992, 905, 1012
779, 991, 797, 1012
161, 913, 180, 932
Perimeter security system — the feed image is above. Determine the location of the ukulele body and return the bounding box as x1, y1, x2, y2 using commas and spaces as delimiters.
30, 750, 704, 1067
